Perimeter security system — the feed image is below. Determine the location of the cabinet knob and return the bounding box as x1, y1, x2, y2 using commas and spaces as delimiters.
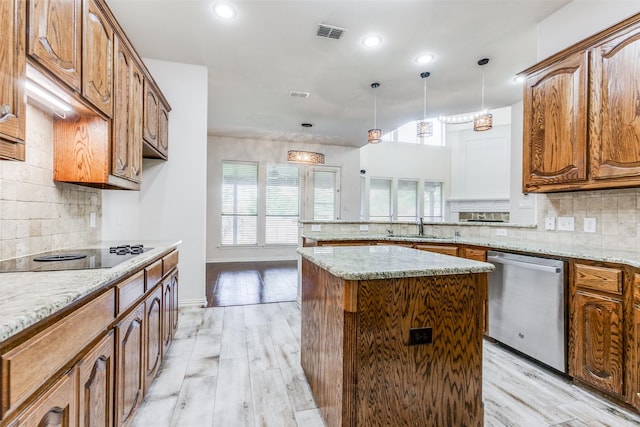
0, 104, 16, 123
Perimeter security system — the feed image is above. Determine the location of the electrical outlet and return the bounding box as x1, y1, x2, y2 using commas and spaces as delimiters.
359, 224, 369, 231
557, 216, 575, 231
409, 327, 433, 346
496, 228, 508, 237
311, 224, 321, 232
584, 217, 597, 233
545, 217, 556, 231
89, 212, 96, 228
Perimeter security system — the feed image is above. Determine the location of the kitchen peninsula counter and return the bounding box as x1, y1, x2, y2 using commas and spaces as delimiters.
0, 240, 180, 343
297, 245, 493, 426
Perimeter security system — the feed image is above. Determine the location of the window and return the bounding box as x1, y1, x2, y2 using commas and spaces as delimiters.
265, 164, 299, 244
369, 178, 392, 221
221, 162, 257, 245
424, 181, 443, 221
313, 168, 339, 220
397, 180, 418, 221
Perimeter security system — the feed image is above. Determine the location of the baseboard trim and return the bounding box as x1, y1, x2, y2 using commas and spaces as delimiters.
178, 298, 207, 308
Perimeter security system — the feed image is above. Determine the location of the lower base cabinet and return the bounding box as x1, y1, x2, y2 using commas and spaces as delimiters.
13, 370, 78, 427
116, 303, 145, 427
144, 286, 163, 393
77, 332, 115, 427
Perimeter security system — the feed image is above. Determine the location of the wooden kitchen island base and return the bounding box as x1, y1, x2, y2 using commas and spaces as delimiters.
299, 246, 491, 427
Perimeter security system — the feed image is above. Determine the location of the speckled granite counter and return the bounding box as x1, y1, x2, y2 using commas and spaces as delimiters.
297, 245, 494, 280
302, 233, 640, 269
0, 240, 180, 343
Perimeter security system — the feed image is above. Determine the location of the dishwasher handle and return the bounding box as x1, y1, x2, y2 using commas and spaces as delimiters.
487, 254, 562, 274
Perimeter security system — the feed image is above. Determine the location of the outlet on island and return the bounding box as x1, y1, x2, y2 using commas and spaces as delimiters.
409, 327, 433, 346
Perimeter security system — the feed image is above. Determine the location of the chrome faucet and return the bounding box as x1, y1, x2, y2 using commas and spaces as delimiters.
418, 218, 424, 236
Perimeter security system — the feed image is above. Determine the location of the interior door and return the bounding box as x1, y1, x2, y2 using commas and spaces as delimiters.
307, 166, 341, 220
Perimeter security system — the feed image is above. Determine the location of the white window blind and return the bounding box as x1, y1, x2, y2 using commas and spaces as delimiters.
221, 162, 258, 245
369, 178, 391, 221
397, 180, 418, 221
424, 181, 443, 221
313, 170, 336, 220
265, 164, 299, 245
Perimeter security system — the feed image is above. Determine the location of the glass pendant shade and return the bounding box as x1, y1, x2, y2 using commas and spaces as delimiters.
368, 82, 381, 144
368, 128, 382, 143
287, 150, 325, 165
417, 120, 433, 137
473, 113, 493, 132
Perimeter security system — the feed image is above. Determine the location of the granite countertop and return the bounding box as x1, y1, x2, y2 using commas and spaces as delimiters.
0, 240, 181, 344
297, 245, 494, 280
302, 233, 640, 269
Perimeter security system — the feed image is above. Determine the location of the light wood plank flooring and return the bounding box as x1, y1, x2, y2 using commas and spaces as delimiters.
132, 303, 640, 427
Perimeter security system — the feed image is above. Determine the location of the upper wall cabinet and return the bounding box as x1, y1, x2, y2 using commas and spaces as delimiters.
0, 0, 27, 161
27, 0, 82, 92
142, 79, 169, 160
82, 0, 113, 117
521, 12, 640, 193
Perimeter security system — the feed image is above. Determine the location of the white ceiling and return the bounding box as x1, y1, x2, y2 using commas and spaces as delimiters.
106, 0, 571, 147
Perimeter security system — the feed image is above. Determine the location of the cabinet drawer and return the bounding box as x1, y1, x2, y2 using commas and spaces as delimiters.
413, 244, 459, 257
1, 289, 114, 417
145, 259, 163, 291
162, 250, 179, 276
464, 248, 487, 262
116, 271, 145, 315
574, 263, 622, 294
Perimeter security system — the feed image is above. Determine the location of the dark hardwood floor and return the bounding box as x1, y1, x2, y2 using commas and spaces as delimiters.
206, 260, 298, 307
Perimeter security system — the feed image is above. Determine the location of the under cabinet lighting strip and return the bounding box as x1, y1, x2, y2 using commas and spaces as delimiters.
25, 81, 72, 112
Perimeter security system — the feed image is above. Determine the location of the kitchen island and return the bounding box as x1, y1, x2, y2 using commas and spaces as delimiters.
297, 245, 494, 427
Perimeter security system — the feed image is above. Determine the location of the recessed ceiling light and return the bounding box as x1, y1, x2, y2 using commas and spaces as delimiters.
212, 2, 237, 20
414, 53, 435, 64
362, 34, 382, 48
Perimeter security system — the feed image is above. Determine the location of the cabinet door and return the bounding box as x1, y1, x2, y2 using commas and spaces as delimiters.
590, 27, 640, 181
522, 51, 588, 191
82, 0, 112, 117
115, 303, 144, 427
162, 277, 173, 354
77, 332, 114, 427
143, 81, 159, 148
171, 272, 179, 334
27, 0, 81, 91
571, 291, 624, 396
15, 369, 77, 427
156, 103, 169, 158
0, 0, 26, 161
129, 62, 143, 182
144, 286, 162, 393
632, 300, 640, 410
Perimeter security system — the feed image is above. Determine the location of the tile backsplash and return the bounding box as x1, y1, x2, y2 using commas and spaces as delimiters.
0, 105, 101, 260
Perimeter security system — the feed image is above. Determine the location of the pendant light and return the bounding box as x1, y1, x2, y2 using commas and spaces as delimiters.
417, 71, 433, 138
473, 58, 492, 132
367, 82, 382, 144
288, 123, 325, 164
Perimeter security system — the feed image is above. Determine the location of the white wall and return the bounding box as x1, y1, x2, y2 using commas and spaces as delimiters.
103, 59, 208, 307
207, 136, 360, 262
537, 1, 640, 59
508, 101, 536, 224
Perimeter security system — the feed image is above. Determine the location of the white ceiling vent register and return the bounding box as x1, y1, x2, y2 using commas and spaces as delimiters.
316, 24, 346, 40
288, 90, 310, 99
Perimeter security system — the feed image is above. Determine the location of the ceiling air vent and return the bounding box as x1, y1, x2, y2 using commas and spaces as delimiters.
288, 90, 310, 99
317, 24, 346, 40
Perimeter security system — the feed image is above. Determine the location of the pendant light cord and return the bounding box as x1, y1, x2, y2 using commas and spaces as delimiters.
423, 77, 427, 120
373, 90, 377, 128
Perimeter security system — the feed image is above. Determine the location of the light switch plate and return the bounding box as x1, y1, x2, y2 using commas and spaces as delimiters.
557, 216, 575, 231
496, 228, 508, 237
89, 212, 96, 228
545, 217, 556, 231
584, 217, 597, 233
311, 224, 321, 232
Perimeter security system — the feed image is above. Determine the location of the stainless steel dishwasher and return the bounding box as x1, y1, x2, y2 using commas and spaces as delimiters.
487, 251, 566, 373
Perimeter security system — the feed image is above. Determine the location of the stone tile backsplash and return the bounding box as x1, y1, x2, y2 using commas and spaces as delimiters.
0, 105, 101, 260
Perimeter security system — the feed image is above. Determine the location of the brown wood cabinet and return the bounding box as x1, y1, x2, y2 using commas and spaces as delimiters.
158, 102, 169, 157
570, 263, 624, 397
631, 273, 640, 411
143, 80, 159, 149
112, 35, 143, 184
27, 0, 82, 92
0, 0, 26, 161
143, 286, 162, 394
13, 370, 77, 427
463, 247, 489, 334
77, 331, 114, 427
521, 12, 640, 192
82, 0, 113, 117
115, 302, 144, 427
413, 243, 459, 257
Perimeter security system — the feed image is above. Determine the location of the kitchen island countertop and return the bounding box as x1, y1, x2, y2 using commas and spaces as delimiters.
0, 240, 181, 343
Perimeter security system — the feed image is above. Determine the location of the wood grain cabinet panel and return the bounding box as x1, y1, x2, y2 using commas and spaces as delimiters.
27, 0, 81, 91
157, 103, 169, 157
13, 370, 77, 427
171, 272, 179, 335
115, 302, 144, 427
0, 0, 26, 161
143, 286, 162, 394
116, 271, 145, 315
82, 0, 112, 117
142, 81, 159, 149
522, 51, 588, 191
77, 331, 114, 427
630, 273, 640, 410
463, 247, 489, 334
574, 263, 622, 294
590, 27, 640, 181
162, 277, 173, 354
413, 244, 459, 257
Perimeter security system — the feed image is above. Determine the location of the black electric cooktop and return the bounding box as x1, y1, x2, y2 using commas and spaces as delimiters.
0, 245, 151, 273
